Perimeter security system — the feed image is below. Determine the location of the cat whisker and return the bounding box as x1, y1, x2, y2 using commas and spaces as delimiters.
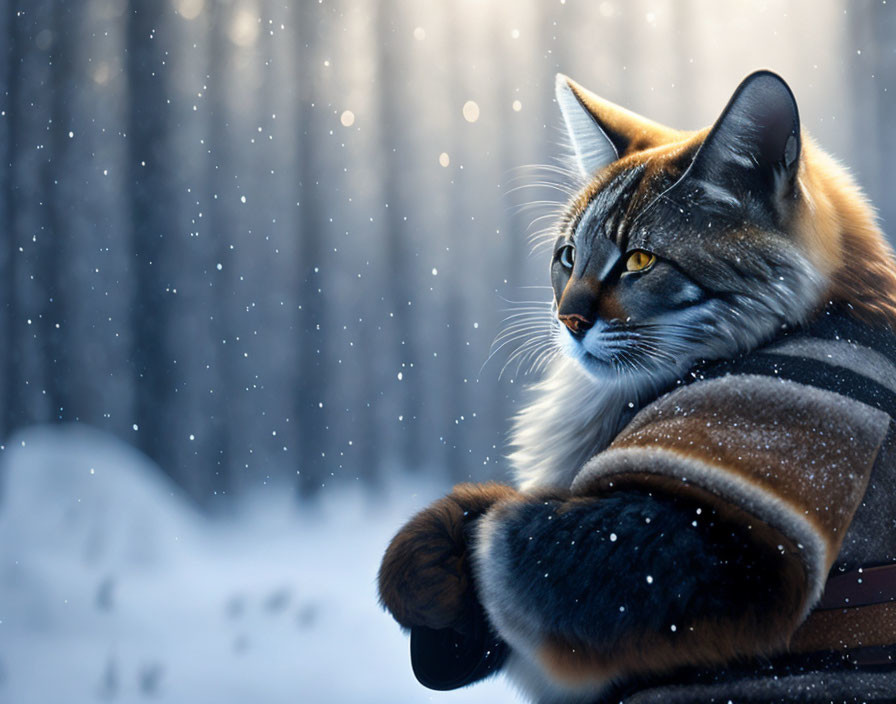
531, 344, 560, 375
498, 321, 548, 334
499, 337, 552, 381
493, 326, 553, 345
527, 232, 562, 253
496, 294, 553, 305
510, 198, 569, 214
506, 184, 578, 201
490, 319, 562, 381
497, 311, 553, 326
525, 344, 560, 378
482, 323, 556, 380
491, 325, 553, 350
512, 337, 560, 380
506, 163, 584, 189
499, 301, 554, 311
526, 214, 564, 237
493, 314, 552, 332
491, 324, 552, 349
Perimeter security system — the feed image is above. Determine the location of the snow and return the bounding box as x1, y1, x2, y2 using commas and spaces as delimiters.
0, 425, 518, 703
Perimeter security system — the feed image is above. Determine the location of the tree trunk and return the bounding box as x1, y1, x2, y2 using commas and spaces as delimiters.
294, 2, 331, 495
125, 0, 177, 483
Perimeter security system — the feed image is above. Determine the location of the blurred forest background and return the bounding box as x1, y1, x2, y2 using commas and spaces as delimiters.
1, 0, 895, 507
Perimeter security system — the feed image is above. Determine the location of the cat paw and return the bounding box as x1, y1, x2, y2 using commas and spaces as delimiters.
377, 482, 518, 632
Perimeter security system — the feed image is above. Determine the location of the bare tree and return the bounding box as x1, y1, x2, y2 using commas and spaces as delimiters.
125, 0, 179, 484
0, 3, 14, 441
294, 1, 332, 495
7, 2, 55, 428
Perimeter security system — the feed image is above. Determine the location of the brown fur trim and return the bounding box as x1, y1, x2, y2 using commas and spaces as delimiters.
535, 474, 809, 686
592, 375, 887, 565
377, 482, 518, 631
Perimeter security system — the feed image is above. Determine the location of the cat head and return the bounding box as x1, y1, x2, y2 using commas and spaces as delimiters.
547, 70, 860, 388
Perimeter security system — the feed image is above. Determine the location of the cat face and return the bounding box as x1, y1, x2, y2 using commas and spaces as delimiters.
550, 71, 824, 385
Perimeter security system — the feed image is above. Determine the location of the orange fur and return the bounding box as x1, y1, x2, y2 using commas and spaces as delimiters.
795, 138, 896, 326
563, 75, 685, 156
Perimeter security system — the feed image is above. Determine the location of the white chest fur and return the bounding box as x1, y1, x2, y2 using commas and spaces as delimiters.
508, 355, 653, 491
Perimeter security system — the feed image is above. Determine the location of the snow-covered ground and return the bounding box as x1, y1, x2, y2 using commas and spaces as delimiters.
0, 425, 519, 704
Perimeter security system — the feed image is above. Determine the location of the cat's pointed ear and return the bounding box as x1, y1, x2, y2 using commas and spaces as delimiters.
555, 74, 677, 178
689, 70, 800, 205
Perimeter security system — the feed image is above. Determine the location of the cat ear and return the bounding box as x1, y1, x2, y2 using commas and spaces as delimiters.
688, 70, 800, 205
555, 74, 677, 178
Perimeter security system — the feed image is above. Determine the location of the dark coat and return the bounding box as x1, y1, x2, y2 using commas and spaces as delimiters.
382, 305, 896, 703
472, 306, 896, 702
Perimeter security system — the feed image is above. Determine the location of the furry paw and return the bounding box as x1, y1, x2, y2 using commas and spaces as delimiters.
378, 482, 518, 632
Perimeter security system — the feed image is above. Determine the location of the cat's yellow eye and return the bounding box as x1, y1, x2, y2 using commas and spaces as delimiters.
625, 250, 656, 273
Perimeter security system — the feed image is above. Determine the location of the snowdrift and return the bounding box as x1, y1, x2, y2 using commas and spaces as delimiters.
0, 424, 515, 703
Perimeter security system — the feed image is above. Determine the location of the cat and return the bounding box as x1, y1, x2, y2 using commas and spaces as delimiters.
378, 70, 896, 703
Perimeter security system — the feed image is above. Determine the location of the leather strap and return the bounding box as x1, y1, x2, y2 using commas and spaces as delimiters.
790, 564, 896, 666
814, 564, 896, 610
792, 602, 896, 657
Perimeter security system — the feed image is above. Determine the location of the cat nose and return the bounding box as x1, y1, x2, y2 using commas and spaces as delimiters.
559, 313, 594, 336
